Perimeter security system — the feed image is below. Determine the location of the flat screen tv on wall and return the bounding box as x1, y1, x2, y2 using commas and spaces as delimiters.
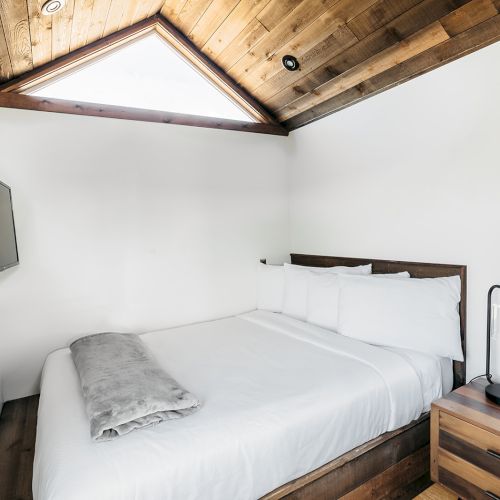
0, 181, 19, 271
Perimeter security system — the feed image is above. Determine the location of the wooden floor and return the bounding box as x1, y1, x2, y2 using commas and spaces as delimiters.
414, 484, 458, 499
0, 396, 38, 500
0, 396, 457, 500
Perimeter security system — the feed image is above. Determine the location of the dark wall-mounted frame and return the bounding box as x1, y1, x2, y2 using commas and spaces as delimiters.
0, 180, 19, 272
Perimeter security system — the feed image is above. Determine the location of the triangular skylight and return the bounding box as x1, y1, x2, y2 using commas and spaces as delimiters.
27, 32, 256, 123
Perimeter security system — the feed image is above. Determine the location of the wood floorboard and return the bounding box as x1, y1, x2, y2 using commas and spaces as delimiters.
414, 483, 459, 499
0, 396, 38, 500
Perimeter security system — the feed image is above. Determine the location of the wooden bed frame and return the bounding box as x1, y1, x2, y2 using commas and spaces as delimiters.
261, 253, 467, 500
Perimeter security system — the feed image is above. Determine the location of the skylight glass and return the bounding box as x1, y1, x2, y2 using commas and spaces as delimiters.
28, 33, 255, 122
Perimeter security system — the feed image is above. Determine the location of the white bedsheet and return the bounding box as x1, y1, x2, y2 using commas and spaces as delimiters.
33, 311, 451, 500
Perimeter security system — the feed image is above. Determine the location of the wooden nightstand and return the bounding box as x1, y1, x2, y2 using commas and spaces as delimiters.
431, 380, 500, 499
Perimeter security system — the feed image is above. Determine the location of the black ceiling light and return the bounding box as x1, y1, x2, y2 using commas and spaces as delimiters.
282, 55, 299, 71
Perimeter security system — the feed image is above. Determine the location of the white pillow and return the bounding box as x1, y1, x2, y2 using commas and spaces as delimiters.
337, 275, 463, 360
256, 263, 284, 312
307, 272, 410, 331
376, 272, 411, 277
283, 262, 372, 320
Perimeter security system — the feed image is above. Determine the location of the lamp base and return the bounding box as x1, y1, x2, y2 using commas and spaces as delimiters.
485, 382, 500, 405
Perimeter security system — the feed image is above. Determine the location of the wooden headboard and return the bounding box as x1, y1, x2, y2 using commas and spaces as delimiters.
290, 253, 467, 389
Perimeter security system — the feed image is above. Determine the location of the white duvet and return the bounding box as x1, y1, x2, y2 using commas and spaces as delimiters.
33, 311, 452, 500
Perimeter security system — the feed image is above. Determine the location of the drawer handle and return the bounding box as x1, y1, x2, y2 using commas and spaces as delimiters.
487, 449, 500, 460
486, 492, 500, 500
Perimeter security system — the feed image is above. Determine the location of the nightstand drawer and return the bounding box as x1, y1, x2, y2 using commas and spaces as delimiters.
438, 449, 500, 497
439, 468, 499, 500
440, 412, 500, 476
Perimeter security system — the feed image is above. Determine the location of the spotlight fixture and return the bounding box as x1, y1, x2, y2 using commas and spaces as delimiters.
41, 0, 65, 15
282, 55, 299, 72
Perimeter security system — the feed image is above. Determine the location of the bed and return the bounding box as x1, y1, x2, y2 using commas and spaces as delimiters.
33, 255, 466, 500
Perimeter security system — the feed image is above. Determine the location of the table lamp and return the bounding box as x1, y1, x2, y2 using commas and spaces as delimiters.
486, 285, 500, 404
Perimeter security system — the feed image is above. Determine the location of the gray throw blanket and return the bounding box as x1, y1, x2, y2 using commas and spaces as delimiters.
70, 332, 200, 441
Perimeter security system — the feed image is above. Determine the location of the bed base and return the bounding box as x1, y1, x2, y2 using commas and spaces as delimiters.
261, 415, 431, 500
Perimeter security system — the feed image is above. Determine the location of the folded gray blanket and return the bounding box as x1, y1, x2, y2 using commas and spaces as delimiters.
70, 332, 200, 441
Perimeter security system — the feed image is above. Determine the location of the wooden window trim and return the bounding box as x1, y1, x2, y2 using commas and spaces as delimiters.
0, 92, 288, 135
0, 15, 287, 137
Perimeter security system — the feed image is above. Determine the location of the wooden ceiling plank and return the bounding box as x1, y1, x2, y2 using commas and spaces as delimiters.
440, 0, 498, 36
0, 0, 33, 76
256, 0, 304, 31
160, 0, 189, 25
240, 0, 381, 93
253, 25, 358, 101
265, 61, 341, 110
227, 0, 377, 83
70, 0, 94, 51
103, 0, 127, 37
277, 20, 450, 121
0, 20, 13, 81
148, 1, 167, 17
174, 0, 214, 36
264, 0, 471, 111
87, 0, 113, 43
188, 0, 239, 47
117, 0, 143, 30
27, 0, 53, 67
126, 0, 157, 28
52, 0, 76, 60
215, 17, 268, 71
202, 0, 271, 60
285, 13, 500, 129
111, 0, 161, 33
347, 0, 423, 40
226, 0, 338, 80
138, 0, 160, 20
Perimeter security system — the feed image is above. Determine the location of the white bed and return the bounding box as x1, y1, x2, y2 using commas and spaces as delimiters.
33, 310, 453, 500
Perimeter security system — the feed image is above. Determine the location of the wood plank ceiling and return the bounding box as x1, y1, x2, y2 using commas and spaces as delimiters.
0, 0, 499, 130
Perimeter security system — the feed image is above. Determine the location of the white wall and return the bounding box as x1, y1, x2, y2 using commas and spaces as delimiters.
2, 42, 499, 405
0, 110, 289, 401
288, 41, 500, 381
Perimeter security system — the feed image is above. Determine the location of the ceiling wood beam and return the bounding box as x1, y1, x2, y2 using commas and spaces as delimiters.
0, 92, 289, 135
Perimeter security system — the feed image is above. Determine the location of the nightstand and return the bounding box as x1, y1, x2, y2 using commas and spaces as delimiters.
431, 379, 500, 499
